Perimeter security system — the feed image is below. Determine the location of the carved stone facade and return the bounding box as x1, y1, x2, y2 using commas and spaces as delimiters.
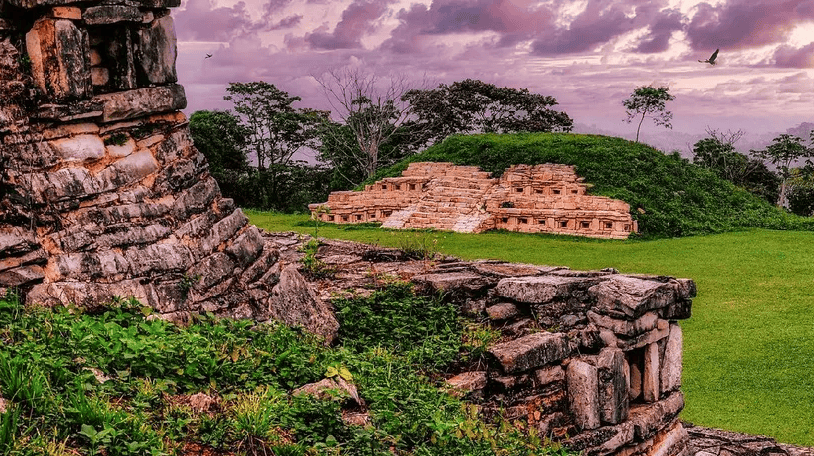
310, 162, 638, 239
0, 1, 338, 341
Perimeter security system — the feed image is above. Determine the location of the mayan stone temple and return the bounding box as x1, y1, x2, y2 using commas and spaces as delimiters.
310, 162, 638, 239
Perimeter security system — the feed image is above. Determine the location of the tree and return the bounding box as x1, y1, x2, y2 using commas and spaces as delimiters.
189, 110, 249, 174
402, 79, 573, 146
692, 128, 780, 204
315, 68, 420, 185
224, 81, 328, 170
623, 86, 675, 143
787, 164, 814, 216
751, 133, 814, 207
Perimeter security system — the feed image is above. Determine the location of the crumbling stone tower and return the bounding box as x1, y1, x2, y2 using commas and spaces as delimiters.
0, 0, 337, 340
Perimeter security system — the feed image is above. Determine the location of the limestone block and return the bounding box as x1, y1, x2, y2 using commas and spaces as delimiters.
52, 251, 131, 281
240, 246, 280, 285
83, 5, 142, 24
48, 223, 102, 252
495, 275, 598, 304
616, 325, 670, 351
94, 85, 187, 123
225, 225, 264, 267
660, 324, 683, 394
629, 360, 642, 401
446, 371, 487, 395
90, 49, 102, 66
26, 279, 155, 309
597, 347, 629, 424
26, 18, 90, 101
49, 134, 105, 163
643, 342, 660, 402
199, 209, 248, 253
0, 265, 45, 287
96, 150, 160, 190
567, 360, 601, 430
268, 265, 339, 344
587, 310, 659, 337
20, 167, 97, 204
188, 252, 236, 291
172, 178, 219, 220
153, 128, 194, 163
488, 332, 572, 374
486, 302, 520, 320
126, 243, 193, 275
50, 6, 81, 19
137, 15, 178, 84
106, 138, 135, 158
628, 391, 684, 440
589, 275, 687, 318
153, 158, 200, 193
412, 272, 492, 294
0, 249, 48, 273
0, 228, 38, 256
96, 224, 172, 249
534, 365, 565, 386
564, 421, 635, 456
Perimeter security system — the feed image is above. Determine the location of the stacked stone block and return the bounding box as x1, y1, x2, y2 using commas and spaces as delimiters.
306, 238, 696, 456
310, 162, 638, 239
420, 267, 694, 456
0, 0, 337, 341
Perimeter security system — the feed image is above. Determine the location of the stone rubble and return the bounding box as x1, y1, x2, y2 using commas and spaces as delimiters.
296, 237, 696, 456
310, 161, 638, 239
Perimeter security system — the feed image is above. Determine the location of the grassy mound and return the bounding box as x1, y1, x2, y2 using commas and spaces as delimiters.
370, 133, 814, 238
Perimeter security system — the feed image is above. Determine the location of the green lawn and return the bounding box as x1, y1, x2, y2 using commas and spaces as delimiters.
248, 211, 814, 446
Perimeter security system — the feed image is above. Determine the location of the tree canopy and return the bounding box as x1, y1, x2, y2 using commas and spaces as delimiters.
189, 110, 249, 174
623, 86, 675, 143
402, 79, 573, 146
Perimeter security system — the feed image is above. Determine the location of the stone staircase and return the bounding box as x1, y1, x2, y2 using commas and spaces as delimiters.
404, 173, 496, 231
380, 205, 418, 229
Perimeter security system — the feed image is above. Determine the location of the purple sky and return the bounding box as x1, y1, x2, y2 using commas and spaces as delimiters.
174, 0, 814, 153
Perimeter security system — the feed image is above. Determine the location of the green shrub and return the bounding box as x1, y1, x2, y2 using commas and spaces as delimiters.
333, 282, 461, 369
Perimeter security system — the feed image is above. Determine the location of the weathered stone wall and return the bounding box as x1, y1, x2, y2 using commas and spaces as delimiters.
310, 162, 638, 239
296, 237, 695, 456
0, 0, 338, 341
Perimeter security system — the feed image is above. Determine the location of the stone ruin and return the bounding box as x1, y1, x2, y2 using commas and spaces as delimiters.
309, 161, 638, 239
1, 3, 804, 456
295, 237, 694, 456
0, 0, 339, 340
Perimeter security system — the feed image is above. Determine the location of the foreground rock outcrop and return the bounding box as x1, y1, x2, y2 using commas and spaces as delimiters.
291, 237, 695, 456
0, 0, 336, 341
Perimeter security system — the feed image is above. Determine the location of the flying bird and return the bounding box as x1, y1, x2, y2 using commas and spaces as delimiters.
699, 49, 719, 65
205, 53, 212, 59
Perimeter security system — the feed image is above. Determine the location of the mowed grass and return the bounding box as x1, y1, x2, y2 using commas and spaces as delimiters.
248, 210, 814, 446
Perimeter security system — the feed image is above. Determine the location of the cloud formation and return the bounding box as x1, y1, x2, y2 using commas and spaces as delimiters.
176, 0, 814, 139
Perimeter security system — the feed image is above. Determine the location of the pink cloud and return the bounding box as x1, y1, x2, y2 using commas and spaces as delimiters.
305, 0, 394, 50
686, 0, 814, 51
772, 43, 814, 68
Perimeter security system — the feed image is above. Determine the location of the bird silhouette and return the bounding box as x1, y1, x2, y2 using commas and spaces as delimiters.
205, 53, 212, 59
699, 49, 719, 65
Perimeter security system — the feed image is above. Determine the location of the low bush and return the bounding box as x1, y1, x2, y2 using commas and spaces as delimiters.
0, 288, 571, 456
